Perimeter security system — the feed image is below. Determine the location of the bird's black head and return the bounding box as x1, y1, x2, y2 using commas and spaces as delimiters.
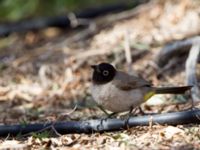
91, 63, 116, 84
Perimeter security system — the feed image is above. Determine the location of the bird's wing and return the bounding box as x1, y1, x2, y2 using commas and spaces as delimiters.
113, 71, 152, 90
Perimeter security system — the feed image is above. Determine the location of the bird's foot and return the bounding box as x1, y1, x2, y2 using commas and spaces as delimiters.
100, 112, 118, 124
123, 107, 148, 128
123, 106, 135, 129
124, 117, 130, 129
97, 112, 118, 131
97, 104, 118, 124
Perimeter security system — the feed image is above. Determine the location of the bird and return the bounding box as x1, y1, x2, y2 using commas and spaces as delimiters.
90, 62, 192, 115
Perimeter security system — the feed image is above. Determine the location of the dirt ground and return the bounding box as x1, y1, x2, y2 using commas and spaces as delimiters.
0, 0, 200, 149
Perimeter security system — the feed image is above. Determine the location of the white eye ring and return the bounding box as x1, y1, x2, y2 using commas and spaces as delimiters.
103, 70, 109, 76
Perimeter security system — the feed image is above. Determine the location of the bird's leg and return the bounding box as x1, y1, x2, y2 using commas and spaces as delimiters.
97, 111, 118, 131
107, 112, 118, 118
138, 106, 146, 115
97, 105, 110, 116
97, 105, 117, 118
129, 106, 146, 116
124, 106, 134, 128
97, 105, 118, 129
99, 112, 118, 128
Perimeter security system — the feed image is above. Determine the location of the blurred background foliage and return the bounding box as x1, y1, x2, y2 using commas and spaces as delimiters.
0, 0, 122, 22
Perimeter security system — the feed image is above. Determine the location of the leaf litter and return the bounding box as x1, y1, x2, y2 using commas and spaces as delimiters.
0, 0, 200, 149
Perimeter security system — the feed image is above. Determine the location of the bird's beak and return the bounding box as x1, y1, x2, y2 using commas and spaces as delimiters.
91, 65, 96, 69
91, 65, 101, 73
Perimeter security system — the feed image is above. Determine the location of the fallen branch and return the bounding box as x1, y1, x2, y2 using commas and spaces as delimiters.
186, 42, 200, 104
0, 109, 200, 137
156, 36, 200, 67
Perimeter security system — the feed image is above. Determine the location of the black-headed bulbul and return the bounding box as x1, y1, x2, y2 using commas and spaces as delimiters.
91, 63, 191, 113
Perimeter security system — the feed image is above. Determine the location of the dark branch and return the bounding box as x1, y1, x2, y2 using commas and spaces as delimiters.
156, 36, 200, 67
0, 109, 200, 137
185, 42, 200, 104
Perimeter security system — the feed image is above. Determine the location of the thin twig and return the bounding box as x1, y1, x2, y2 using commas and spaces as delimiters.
61, 105, 77, 116
51, 125, 62, 137
57, 105, 77, 120
148, 116, 153, 130
124, 30, 132, 73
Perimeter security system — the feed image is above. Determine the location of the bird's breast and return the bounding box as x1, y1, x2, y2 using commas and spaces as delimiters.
91, 82, 145, 112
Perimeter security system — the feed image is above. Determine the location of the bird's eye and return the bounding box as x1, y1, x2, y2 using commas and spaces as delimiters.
103, 70, 109, 76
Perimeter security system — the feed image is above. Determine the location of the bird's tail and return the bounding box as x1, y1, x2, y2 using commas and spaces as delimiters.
154, 86, 192, 94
